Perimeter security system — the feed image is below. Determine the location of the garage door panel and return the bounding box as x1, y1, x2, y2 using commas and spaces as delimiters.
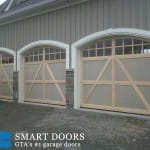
48, 63, 66, 80
0, 83, 12, 96
59, 83, 66, 97
82, 85, 91, 99
101, 63, 112, 80
116, 85, 146, 109
36, 65, 43, 80
25, 84, 32, 97
25, 64, 40, 80
138, 86, 150, 105
121, 58, 150, 81
83, 60, 106, 80
27, 83, 43, 99
45, 84, 63, 101
4, 65, 13, 80
83, 85, 112, 106
0, 67, 5, 79
115, 63, 128, 81
45, 67, 52, 80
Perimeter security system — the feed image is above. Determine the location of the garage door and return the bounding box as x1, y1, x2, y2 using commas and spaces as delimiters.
81, 37, 150, 115
24, 46, 66, 105
0, 52, 14, 100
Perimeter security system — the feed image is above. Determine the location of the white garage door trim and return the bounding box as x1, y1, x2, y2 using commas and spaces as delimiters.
72, 28, 150, 110
17, 40, 69, 103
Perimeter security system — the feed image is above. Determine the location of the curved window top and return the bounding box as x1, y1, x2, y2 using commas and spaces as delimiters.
0, 52, 14, 64
25, 46, 66, 62
82, 37, 150, 57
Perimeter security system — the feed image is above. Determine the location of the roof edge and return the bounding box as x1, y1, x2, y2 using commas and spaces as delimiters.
0, 0, 88, 26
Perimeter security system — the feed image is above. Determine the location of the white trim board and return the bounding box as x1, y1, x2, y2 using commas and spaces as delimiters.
0, 47, 16, 71
17, 40, 69, 103
71, 28, 150, 109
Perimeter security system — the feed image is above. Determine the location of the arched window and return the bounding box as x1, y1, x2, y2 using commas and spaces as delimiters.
24, 46, 66, 62
0, 52, 14, 64
82, 37, 150, 57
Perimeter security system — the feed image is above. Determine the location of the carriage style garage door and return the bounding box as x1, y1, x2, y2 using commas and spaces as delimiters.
81, 37, 150, 115
0, 52, 14, 100
24, 46, 66, 105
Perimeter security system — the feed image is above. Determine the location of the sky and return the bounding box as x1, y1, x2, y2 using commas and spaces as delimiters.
0, 0, 7, 5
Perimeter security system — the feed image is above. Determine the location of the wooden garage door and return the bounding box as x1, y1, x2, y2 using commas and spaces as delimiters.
24, 47, 66, 105
81, 37, 150, 115
0, 52, 14, 100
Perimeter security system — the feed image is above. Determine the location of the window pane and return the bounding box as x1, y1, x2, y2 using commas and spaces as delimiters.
39, 55, 43, 61
133, 39, 142, 45
29, 51, 34, 56
89, 43, 96, 49
39, 49, 43, 54
34, 49, 38, 55
61, 53, 66, 59
97, 41, 103, 48
115, 47, 123, 55
45, 54, 49, 60
115, 39, 123, 46
50, 54, 55, 60
50, 48, 55, 53
83, 50, 88, 57
9, 58, 14, 63
104, 39, 112, 47
56, 53, 60, 59
97, 49, 103, 56
144, 45, 150, 54
61, 49, 65, 53
45, 48, 50, 54
55, 48, 60, 53
124, 39, 132, 46
124, 46, 132, 54
28, 56, 33, 62
133, 46, 142, 54
25, 57, 28, 62
89, 50, 96, 57
34, 55, 38, 61
2, 59, 8, 64
104, 48, 112, 56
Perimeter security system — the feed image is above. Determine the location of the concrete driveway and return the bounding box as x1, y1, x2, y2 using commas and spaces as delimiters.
0, 101, 150, 150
